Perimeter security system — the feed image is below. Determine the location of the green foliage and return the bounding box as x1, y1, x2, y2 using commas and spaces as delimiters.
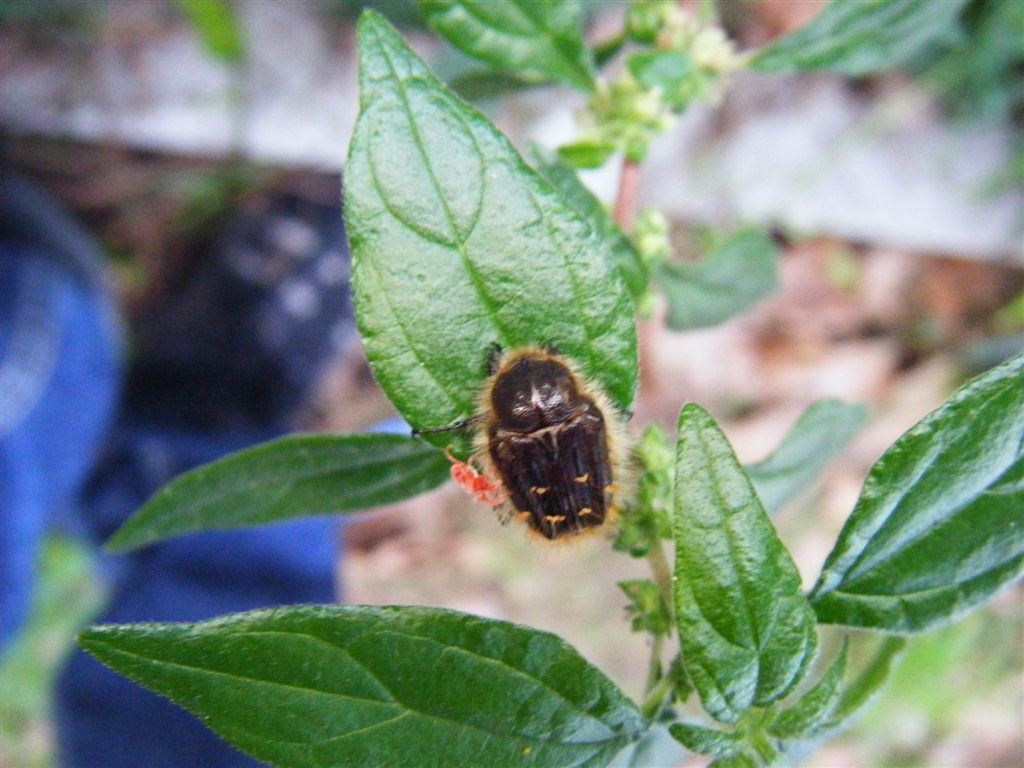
77, 5, 1024, 767
658, 229, 779, 331
574, 71, 675, 164
826, 636, 907, 731
614, 423, 674, 557
672, 404, 818, 724
79, 606, 646, 768
768, 640, 849, 740
174, 0, 245, 64
624, 0, 669, 44
627, 50, 697, 109
106, 434, 449, 552
419, 0, 595, 90
922, 0, 1024, 124
669, 721, 744, 756
618, 401, 864, 561
627, 42, 736, 111
709, 754, 758, 768
619, 579, 672, 636
811, 355, 1024, 633
555, 139, 618, 170
747, 400, 868, 514
530, 144, 649, 300
751, 0, 969, 76
447, 69, 536, 102
346, 12, 636, 455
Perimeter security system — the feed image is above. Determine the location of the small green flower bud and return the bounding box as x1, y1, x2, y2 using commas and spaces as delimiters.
633, 208, 671, 272
625, 0, 663, 43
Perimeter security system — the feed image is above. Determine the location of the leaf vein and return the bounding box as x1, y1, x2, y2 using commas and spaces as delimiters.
374, 34, 515, 350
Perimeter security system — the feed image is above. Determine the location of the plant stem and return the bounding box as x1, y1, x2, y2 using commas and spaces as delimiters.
643, 538, 675, 701
613, 158, 641, 231
640, 670, 675, 720
644, 632, 664, 693
646, 537, 674, 616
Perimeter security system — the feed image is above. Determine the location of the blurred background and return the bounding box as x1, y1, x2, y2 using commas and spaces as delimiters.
0, 1, 1021, 767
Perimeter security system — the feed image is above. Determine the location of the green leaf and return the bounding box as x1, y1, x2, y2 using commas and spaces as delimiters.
825, 636, 906, 733
657, 229, 779, 331
673, 404, 818, 724
557, 139, 618, 170
106, 434, 449, 552
768, 639, 848, 740
627, 50, 696, 109
448, 69, 535, 102
747, 400, 868, 515
174, 0, 245, 64
346, 12, 637, 451
531, 144, 649, 299
810, 355, 1024, 633
751, 0, 968, 76
79, 605, 646, 768
419, 0, 596, 90
669, 721, 743, 757
593, 30, 627, 68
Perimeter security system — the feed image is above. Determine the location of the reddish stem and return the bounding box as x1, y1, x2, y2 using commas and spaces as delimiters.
613, 158, 641, 232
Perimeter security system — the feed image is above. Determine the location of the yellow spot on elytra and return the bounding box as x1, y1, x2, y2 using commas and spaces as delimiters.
532, 486, 549, 495
578, 507, 594, 517
574, 473, 589, 484
544, 515, 567, 525
603, 483, 617, 494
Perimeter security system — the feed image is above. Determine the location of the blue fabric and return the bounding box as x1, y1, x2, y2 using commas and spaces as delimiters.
0, 245, 120, 646
1, 221, 341, 767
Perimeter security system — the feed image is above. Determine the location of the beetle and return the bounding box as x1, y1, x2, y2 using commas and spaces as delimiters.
419, 346, 627, 540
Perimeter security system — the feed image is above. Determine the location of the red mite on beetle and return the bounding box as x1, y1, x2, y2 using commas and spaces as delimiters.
417, 346, 627, 540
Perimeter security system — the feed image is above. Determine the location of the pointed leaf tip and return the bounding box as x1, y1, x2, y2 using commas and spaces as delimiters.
811, 354, 1024, 633
769, 639, 849, 740
105, 434, 449, 552
346, 10, 636, 449
673, 404, 818, 723
78, 606, 646, 768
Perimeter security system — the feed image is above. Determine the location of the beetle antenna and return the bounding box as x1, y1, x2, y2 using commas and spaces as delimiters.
413, 414, 485, 435
486, 343, 504, 375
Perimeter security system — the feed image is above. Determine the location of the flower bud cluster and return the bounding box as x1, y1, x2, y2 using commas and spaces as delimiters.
581, 72, 676, 163
651, 1, 745, 106
633, 208, 671, 271
626, 0, 697, 45
614, 423, 674, 557
575, 1, 745, 166
632, 208, 672, 318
